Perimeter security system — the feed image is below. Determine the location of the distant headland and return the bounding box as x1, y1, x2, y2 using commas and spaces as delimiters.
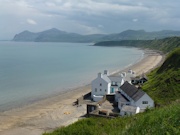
12, 28, 180, 43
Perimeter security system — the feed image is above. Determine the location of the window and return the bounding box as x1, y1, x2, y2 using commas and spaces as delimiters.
95, 88, 97, 92
142, 101, 148, 104
105, 89, 106, 92
100, 83, 102, 86
100, 89, 102, 91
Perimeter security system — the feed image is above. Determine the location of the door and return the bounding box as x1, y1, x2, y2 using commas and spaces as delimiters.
111, 88, 114, 93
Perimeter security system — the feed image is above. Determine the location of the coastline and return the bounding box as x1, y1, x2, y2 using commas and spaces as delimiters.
0, 49, 165, 135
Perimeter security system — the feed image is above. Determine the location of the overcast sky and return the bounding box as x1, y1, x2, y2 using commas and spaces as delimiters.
0, 0, 180, 40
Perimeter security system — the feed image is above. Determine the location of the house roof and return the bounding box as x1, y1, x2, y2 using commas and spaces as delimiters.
121, 105, 138, 113
124, 73, 135, 82
131, 90, 145, 101
117, 91, 130, 102
120, 81, 145, 101
102, 75, 111, 83
108, 76, 123, 83
92, 73, 111, 84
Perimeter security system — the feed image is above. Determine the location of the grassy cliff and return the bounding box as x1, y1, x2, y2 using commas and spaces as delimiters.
44, 48, 180, 135
142, 48, 180, 105
43, 42, 180, 135
44, 101, 180, 135
94, 37, 180, 53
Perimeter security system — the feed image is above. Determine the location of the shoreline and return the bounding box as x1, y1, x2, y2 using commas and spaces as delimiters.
0, 47, 144, 113
0, 49, 165, 135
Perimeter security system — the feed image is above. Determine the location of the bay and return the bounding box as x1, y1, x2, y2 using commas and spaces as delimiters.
0, 41, 143, 111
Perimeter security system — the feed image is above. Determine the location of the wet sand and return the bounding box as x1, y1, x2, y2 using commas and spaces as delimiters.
0, 49, 164, 135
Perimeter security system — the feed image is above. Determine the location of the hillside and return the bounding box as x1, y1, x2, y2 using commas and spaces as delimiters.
13, 29, 180, 43
102, 30, 180, 40
13, 30, 40, 41
142, 48, 180, 105
43, 101, 180, 135
43, 44, 180, 135
94, 37, 180, 53
13, 28, 105, 43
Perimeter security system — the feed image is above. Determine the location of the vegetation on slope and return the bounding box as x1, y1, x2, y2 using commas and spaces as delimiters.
95, 37, 180, 53
44, 101, 180, 135
142, 48, 180, 105
43, 40, 180, 135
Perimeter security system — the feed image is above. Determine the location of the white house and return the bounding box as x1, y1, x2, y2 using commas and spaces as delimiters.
118, 81, 154, 111
91, 70, 124, 102
120, 105, 140, 116
115, 91, 130, 109
120, 70, 135, 84
91, 71, 111, 101
109, 76, 124, 93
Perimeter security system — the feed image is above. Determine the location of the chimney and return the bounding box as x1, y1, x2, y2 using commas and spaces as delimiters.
104, 70, 109, 76
98, 72, 103, 78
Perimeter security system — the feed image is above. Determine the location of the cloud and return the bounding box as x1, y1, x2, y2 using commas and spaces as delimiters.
27, 19, 37, 25
133, 19, 138, 22
1, 0, 180, 39
98, 25, 104, 28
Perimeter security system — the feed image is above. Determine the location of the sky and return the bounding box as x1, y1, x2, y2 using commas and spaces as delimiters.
0, 0, 180, 40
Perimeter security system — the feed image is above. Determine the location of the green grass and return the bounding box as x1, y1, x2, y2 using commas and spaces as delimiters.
43, 101, 180, 135
95, 37, 180, 53
142, 48, 180, 105
43, 43, 180, 135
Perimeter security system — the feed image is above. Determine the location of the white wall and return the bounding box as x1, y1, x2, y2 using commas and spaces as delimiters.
121, 79, 125, 86
118, 99, 130, 110
120, 106, 140, 116
134, 93, 154, 109
107, 83, 111, 94
92, 95, 103, 102
91, 77, 110, 98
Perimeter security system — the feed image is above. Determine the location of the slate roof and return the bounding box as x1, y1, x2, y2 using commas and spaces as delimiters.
131, 90, 145, 101
117, 91, 129, 102
120, 81, 145, 101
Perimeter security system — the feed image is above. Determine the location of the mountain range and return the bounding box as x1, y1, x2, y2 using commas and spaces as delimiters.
13, 28, 180, 42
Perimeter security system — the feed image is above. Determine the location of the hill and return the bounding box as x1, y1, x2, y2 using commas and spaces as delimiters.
13, 29, 180, 43
13, 30, 40, 41
94, 37, 180, 53
43, 101, 180, 135
102, 30, 180, 40
142, 48, 180, 105
43, 43, 180, 135
13, 28, 105, 43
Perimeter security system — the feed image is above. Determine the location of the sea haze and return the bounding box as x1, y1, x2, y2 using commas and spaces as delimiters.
0, 42, 143, 111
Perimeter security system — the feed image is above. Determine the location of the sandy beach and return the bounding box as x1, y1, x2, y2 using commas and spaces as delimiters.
0, 49, 164, 135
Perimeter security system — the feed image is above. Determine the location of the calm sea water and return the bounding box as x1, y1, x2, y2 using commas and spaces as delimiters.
0, 41, 143, 111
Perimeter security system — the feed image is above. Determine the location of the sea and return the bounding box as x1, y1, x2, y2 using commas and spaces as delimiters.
0, 41, 143, 111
